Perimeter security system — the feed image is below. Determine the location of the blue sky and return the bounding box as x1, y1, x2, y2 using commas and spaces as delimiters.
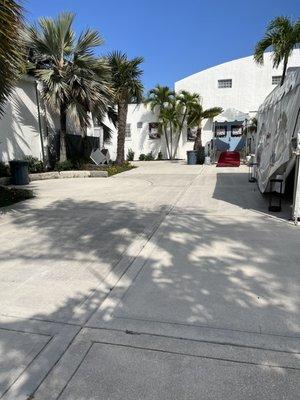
25, 0, 300, 91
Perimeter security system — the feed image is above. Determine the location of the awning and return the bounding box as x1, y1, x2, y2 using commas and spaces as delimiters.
214, 108, 250, 123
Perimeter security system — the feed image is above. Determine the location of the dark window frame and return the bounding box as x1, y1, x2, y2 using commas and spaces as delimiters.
218, 79, 232, 88
231, 125, 243, 137
215, 125, 227, 138
125, 123, 131, 138
148, 122, 161, 139
272, 75, 282, 85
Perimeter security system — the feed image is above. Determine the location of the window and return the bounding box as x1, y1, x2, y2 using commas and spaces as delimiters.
148, 122, 160, 139
272, 76, 281, 85
215, 124, 227, 137
125, 123, 131, 138
218, 79, 232, 88
137, 122, 143, 129
231, 125, 243, 137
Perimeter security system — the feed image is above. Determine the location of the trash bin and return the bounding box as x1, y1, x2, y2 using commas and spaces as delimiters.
9, 160, 29, 185
187, 150, 198, 165
197, 147, 205, 164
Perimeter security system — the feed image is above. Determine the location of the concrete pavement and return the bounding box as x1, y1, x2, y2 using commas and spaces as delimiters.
0, 161, 299, 399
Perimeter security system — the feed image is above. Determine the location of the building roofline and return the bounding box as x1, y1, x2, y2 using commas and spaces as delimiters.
175, 49, 300, 85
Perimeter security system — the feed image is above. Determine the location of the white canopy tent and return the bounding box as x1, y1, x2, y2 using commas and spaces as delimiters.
214, 108, 250, 123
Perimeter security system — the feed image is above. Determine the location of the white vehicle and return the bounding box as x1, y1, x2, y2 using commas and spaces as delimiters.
256, 68, 300, 222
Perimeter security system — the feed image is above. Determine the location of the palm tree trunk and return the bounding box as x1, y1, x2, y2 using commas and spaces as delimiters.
163, 125, 171, 159
170, 123, 173, 160
280, 55, 289, 86
116, 99, 128, 165
173, 110, 187, 159
193, 126, 202, 151
59, 104, 67, 162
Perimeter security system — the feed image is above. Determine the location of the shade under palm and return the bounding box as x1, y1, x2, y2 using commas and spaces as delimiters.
254, 16, 300, 86
28, 12, 113, 161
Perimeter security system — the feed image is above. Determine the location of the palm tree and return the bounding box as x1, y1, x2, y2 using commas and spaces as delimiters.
188, 102, 222, 151
28, 12, 113, 161
108, 51, 144, 164
145, 85, 175, 111
145, 85, 175, 158
0, 0, 24, 115
159, 100, 181, 159
172, 91, 200, 158
244, 117, 257, 135
254, 16, 300, 86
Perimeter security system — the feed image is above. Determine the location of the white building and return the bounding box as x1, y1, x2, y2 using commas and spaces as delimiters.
106, 49, 300, 160
0, 76, 99, 164
1, 50, 299, 163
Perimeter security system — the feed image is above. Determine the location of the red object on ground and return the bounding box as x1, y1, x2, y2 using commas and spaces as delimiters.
217, 151, 240, 167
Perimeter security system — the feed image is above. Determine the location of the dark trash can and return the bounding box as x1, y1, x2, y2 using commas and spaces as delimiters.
187, 150, 198, 165
197, 147, 205, 165
9, 160, 29, 185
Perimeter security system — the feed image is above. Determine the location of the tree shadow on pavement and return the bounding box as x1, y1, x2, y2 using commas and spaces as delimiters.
0, 193, 299, 398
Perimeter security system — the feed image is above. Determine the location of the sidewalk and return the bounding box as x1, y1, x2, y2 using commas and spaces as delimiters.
0, 162, 299, 399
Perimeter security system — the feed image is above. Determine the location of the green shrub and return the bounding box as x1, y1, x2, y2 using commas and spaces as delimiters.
126, 148, 135, 161
55, 160, 74, 171
157, 151, 163, 160
106, 162, 136, 177
139, 154, 146, 161
144, 151, 154, 161
25, 156, 44, 173
0, 162, 10, 177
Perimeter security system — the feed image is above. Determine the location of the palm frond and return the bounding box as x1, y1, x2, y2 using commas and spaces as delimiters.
202, 107, 223, 119
108, 51, 144, 103
0, 0, 25, 114
254, 34, 273, 64
28, 12, 113, 134
254, 15, 299, 73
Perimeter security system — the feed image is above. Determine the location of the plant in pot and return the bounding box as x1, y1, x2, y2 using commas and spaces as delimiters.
187, 102, 222, 164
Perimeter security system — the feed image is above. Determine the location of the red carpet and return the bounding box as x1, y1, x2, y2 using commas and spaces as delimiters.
217, 151, 240, 167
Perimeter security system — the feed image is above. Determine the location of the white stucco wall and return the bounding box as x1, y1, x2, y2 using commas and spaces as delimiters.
2, 50, 299, 163
104, 103, 216, 161
0, 77, 98, 164
105, 104, 165, 160
105, 50, 300, 161
0, 78, 44, 163
175, 49, 300, 113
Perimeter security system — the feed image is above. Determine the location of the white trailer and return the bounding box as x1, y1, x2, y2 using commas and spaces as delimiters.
256, 68, 300, 223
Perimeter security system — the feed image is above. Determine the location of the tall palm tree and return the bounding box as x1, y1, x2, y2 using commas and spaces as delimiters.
188, 102, 222, 151
159, 100, 181, 159
0, 0, 24, 115
172, 91, 200, 158
108, 51, 144, 164
145, 85, 175, 158
254, 16, 300, 86
28, 12, 113, 161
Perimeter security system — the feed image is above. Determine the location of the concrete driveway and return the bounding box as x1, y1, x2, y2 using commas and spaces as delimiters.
0, 161, 299, 399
